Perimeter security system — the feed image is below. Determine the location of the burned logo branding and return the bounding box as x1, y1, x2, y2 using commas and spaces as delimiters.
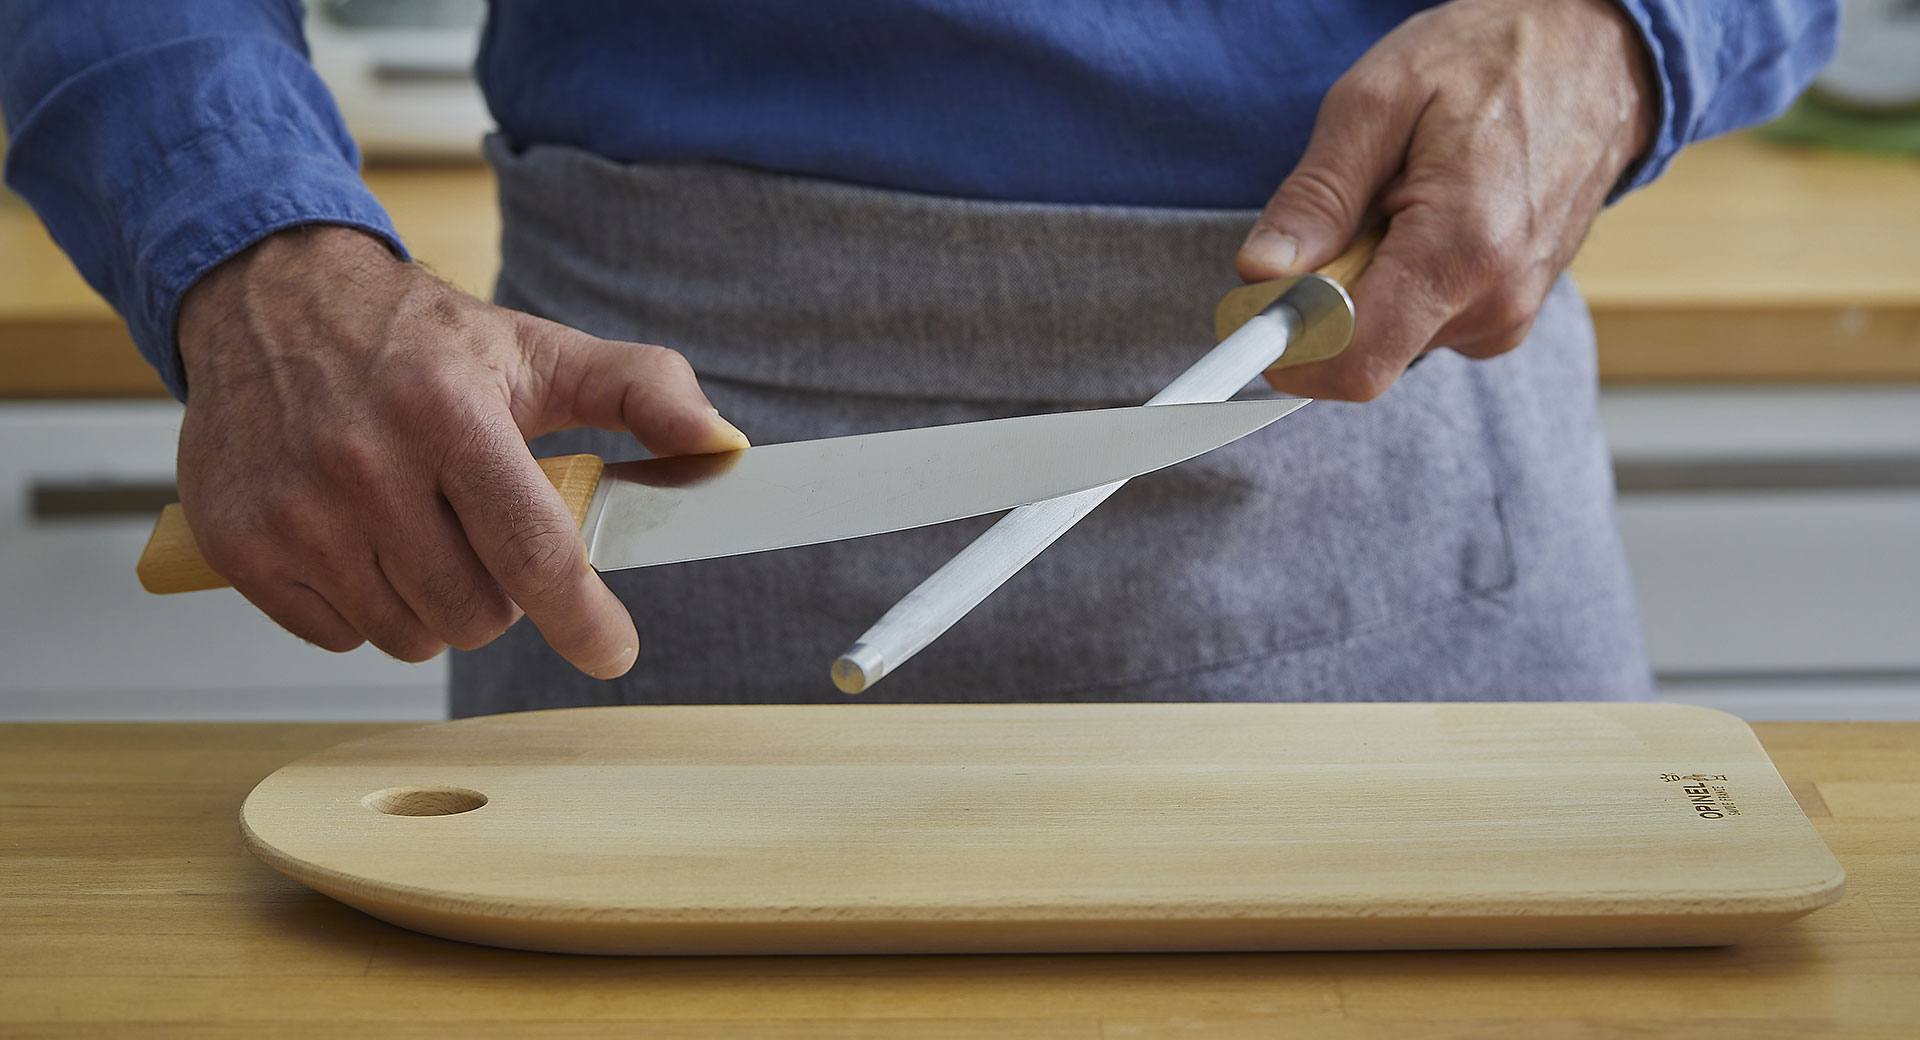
1660, 773, 1741, 820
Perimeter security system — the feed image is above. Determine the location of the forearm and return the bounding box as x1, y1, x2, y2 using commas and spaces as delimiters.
0, 0, 405, 399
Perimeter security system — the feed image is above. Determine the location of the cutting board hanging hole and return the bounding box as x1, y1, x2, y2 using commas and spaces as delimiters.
360, 786, 489, 817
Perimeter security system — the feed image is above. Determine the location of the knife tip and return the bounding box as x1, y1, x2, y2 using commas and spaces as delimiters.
831, 644, 884, 695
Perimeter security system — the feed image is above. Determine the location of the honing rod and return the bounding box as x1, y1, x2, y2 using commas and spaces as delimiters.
830, 231, 1379, 693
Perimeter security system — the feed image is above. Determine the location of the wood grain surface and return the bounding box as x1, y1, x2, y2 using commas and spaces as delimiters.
132, 503, 226, 594
236, 703, 1842, 955
4, 717, 1913, 1038
1569, 134, 1920, 383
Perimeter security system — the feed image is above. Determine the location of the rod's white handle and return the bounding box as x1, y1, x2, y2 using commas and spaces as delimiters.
829, 309, 1300, 694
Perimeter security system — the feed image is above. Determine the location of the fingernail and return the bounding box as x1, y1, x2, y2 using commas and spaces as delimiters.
706, 408, 751, 450
588, 645, 637, 679
1241, 228, 1299, 272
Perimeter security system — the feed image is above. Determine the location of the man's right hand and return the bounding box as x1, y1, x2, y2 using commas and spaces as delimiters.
175, 225, 748, 678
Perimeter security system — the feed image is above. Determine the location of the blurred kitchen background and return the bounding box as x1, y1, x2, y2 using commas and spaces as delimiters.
1, 1, 1916, 722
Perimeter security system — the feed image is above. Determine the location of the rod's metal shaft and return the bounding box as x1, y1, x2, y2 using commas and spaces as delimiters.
830, 306, 1303, 694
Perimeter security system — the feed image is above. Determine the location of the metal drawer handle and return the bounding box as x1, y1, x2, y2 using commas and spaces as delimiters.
31, 480, 179, 521
1614, 457, 1920, 494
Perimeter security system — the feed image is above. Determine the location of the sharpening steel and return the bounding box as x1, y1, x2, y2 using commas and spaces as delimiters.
831, 230, 1380, 693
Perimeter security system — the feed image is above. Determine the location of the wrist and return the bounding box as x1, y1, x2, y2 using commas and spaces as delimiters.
1572, 0, 1660, 174
177, 225, 406, 383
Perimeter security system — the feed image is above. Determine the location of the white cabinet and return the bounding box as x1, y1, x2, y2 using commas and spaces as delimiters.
5, 390, 1914, 721
0, 402, 445, 720
1617, 493, 1920, 673
1602, 387, 1920, 720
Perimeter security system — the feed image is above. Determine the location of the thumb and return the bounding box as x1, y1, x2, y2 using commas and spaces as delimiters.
1236, 69, 1422, 282
520, 316, 750, 456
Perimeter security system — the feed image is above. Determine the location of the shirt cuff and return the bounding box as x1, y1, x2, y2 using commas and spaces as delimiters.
126, 122, 409, 399
2, 35, 408, 399
1600, 0, 1683, 198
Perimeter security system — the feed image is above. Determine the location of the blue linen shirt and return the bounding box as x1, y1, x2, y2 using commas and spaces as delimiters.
1, 1, 1836, 399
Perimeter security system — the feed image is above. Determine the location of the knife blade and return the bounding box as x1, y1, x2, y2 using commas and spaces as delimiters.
830, 228, 1381, 693
135, 398, 1307, 594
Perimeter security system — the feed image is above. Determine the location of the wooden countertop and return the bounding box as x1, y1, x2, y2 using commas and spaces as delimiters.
2, 132, 1916, 398
2, 720, 1915, 1038
1570, 133, 1920, 384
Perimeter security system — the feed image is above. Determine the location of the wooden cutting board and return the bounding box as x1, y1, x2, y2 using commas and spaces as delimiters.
240, 702, 1844, 955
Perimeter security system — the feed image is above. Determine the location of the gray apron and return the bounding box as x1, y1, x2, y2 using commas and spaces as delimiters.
451, 136, 1652, 713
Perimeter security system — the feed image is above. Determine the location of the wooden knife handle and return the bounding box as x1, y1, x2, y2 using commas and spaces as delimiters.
1212, 224, 1384, 369
1312, 222, 1383, 291
136, 453, 606, 595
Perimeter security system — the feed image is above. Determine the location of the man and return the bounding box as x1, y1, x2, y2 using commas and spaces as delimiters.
2, 1, 1834, 712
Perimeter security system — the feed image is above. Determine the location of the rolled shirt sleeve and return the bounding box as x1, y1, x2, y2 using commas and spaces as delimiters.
1608, 0, 1840, 195
0, 1, 407, 399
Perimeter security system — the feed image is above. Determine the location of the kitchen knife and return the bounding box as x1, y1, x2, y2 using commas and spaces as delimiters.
831, 229, 1380, 693
135, 398, 1309, 595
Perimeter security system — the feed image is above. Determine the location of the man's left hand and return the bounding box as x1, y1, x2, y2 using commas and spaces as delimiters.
1236, 0, 1657, 401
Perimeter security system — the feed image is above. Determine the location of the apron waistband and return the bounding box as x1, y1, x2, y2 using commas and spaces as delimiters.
486, 134, 1260, 404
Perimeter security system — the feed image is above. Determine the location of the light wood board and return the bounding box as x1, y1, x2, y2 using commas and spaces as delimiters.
238, 702, 1844, 956
10, 720, 1910, 1038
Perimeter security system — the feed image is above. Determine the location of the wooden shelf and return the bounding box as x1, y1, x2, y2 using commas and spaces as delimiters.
3, 134, 1916, 398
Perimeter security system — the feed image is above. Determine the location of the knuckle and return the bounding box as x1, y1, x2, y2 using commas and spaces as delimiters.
252, 490, 337, 562
403, 366, 485, 419
1485, 297, 1537, 340
437, 414, 520, 488
444, 594, 517, 651
1277, 166, 1361, 229
252, 487, 311, 534
646, 344, 698, 383
293, 620, 364, 654
363, 621, 446, 664
1452, 231, 1509, 289
391, 639, 448, 664
410, 557, 515, 650
195, 530, 269, 587
314, 633, 366, 654
1331, 65, 1400, 112
1302, 354, 1398, 403
1348, 353, 1407, 402
1458, 316, 1536, 360
417, 559, 482, 629
1447, 214, 1530, 292
312, 430, 385, 491
494, 521, 584, 602
254, 597, 363, 653
377, 372, 503, 466
381, 639, 447, 665
199, 502, 312, 588
1325, 370, 1393, 403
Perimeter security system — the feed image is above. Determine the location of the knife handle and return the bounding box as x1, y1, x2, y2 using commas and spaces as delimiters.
135, 454, 606, 595
1313, 222, 1383, 290
1212, 223, 1383, 368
